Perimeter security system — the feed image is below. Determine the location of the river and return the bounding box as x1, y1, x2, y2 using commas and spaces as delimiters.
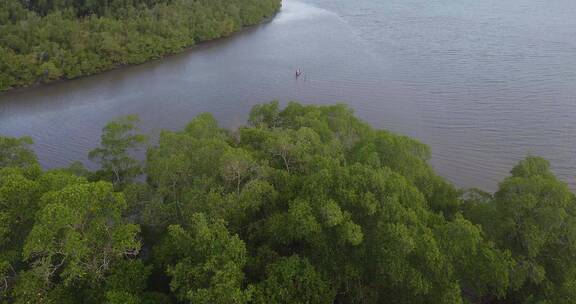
1, 0, 575, 191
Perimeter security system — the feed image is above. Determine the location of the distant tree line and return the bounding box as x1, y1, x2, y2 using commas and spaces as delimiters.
1, 102, 576, 303
0, 0, 281, 91
20, 0, 174, 17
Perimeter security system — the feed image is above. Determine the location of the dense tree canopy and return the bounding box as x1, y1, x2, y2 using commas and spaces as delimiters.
1, 102, 575, 303
0, 0, 281, 91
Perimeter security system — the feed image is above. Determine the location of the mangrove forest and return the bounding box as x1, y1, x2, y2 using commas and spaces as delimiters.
0, 0, 281, 91
1, 102, 575, 303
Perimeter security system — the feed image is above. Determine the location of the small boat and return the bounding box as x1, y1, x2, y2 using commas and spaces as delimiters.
295, 69, 302, 77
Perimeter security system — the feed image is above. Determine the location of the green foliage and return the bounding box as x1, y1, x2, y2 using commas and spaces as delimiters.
105, 259, 153, 303
89, 115, 147, 186
464, 157, 576, 303
0, 167, 42, 301
0, 136, 37, 169
0, 0, 282, 91
143, 102, 508, 303
252, 255, 334, 304
155, 213, 250, 303
436, 214, 513, 300
248, 100, 281, 128
22, 0, 172, 17
1, 103, 576, 304
23, 181, 141, 286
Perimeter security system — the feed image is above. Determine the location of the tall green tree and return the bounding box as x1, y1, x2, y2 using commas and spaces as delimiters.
20, 181, 140, 301
0, 136, 37, 169
466, 157, 576, 303
252, 255, 335, 304
89, 115, 147, 187
154, 213, 250, 304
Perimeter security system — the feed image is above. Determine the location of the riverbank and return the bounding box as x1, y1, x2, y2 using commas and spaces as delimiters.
0, 0, 282, 92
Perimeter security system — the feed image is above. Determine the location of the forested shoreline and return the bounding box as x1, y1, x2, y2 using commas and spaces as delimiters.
1, 102, 575, 303
0, 0, 281, 92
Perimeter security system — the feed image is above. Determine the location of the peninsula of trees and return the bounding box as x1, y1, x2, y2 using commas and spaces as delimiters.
2, 102, 576, 303
0, 0, 281, 91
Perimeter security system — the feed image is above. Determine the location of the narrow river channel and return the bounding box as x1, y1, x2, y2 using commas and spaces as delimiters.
2, 0, 576, 191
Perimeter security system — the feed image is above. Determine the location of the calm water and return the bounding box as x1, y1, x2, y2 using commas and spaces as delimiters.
1, 0, 576, 191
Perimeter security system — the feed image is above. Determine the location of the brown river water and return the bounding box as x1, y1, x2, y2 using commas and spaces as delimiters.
1, 0, 576, 191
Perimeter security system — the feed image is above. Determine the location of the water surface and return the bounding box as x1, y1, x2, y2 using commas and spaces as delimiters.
1, 0, 575, 191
